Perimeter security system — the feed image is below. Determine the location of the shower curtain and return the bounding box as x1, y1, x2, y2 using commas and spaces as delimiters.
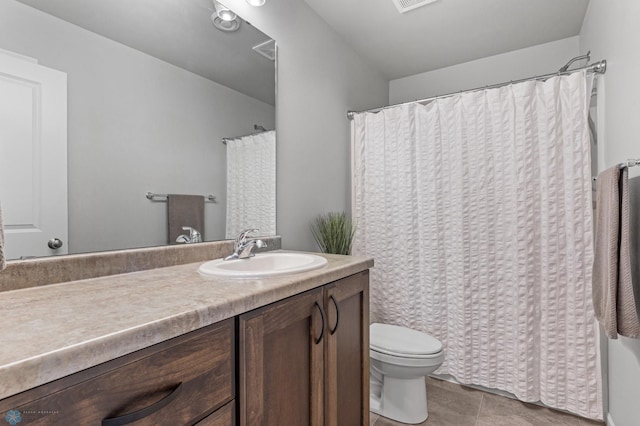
352, 71, 602, 419
225, 130, 276, 239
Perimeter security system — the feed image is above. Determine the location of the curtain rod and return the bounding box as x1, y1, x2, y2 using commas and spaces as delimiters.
222, 128, 273, 145
347, 60, 607, 120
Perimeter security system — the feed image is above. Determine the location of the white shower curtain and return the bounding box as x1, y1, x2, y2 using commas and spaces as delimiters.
352, 71, 602, 419
225, 130, 276, 239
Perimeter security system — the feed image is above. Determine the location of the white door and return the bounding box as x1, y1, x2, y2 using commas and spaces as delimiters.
0, 51, 67, 259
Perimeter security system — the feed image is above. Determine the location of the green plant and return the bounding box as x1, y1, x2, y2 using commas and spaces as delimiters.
310, 212, 356, 255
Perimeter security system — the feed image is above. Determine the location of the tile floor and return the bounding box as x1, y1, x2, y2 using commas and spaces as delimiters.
370, 377, 604, 426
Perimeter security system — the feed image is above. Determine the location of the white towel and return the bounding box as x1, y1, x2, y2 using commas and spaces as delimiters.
0, 203, 6, 271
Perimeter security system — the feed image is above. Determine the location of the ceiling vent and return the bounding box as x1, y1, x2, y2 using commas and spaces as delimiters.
252, 39, 276, 61
391, 0, 439, 14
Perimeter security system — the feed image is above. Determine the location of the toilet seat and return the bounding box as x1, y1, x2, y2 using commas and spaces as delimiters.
370, 323, 443, 357
370, 348, 444, 367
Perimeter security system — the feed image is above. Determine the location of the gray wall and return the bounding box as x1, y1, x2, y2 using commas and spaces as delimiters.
226, 0, 389, 251
0, 0, 275, 253
580, 2, 640, 426
390, 36, 580, 103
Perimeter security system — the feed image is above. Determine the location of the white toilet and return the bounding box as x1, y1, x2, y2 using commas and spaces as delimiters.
370, 323, 444, 424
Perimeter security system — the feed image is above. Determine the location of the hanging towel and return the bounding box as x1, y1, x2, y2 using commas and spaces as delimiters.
592, 166, 640, 338
629, 176, 640, 320
0, 203, 6, 271
167, 194, 205, 244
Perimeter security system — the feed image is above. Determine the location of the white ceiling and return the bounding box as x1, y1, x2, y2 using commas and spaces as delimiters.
17, 0, 276, 105
304, 0, 590, 80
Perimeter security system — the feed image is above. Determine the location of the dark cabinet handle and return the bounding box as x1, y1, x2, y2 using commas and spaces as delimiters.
314, 301, 326, 344
329, 295, 340, 335
102, 382, 183, 426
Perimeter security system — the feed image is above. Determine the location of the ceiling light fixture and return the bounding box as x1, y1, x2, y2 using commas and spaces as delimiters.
211, 13, 240, 32
246, 0, 266, 6
214, 0, 237, 21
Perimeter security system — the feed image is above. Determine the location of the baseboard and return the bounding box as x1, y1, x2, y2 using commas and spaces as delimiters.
606, 413, 616, 426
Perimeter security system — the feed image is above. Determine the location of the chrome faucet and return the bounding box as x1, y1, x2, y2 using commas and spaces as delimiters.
176, 226, 202, 244
224, 228, 266, 260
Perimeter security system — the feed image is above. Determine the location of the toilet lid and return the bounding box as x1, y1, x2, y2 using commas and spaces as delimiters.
370, 323, 443, 356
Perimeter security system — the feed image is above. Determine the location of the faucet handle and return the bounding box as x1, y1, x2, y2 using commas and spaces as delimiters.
235, 228, 259, 245
181, 226, 202, 243
225, 229, 262, 260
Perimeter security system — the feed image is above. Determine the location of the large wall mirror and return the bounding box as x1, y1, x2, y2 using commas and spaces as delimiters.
0, 0, 276, 260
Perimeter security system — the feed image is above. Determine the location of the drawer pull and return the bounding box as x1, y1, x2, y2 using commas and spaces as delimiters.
329, 295, 340, 335
314, 301, 326, 344
102, 382, 183, 426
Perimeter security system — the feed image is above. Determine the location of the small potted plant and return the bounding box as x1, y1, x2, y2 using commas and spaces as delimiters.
310, 212, 356, 255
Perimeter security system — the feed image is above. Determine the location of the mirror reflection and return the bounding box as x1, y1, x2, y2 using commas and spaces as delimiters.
0, 0, 277, 259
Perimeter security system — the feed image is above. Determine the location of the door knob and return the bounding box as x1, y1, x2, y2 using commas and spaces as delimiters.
48, 238, 64, 249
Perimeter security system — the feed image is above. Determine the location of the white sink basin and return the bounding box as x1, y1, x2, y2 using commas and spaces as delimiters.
198, 252, 328, 278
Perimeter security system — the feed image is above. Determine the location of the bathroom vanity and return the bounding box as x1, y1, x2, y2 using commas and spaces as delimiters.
0, 245, 372, 425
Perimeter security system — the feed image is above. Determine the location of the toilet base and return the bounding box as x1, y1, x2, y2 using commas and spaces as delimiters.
370, 376, 428, 424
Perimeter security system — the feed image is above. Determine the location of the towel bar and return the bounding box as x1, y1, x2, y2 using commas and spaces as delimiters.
145, 192, 216, 203
619, 158, 640, 169
592, 158, 639, 181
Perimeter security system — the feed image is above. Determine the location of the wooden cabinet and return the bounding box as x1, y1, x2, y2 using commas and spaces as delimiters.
239, 287, 325, 425
0, 319, 235, 425
0, 268, 370, 426
239, 271, 370, 426
324, 271, 370, 426
195, 401, 235, 425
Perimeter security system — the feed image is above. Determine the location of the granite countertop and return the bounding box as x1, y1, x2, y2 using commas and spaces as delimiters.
0, 251, 373, 400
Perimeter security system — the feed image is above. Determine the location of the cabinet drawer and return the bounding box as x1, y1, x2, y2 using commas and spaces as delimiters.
2, 319, 234, 425
195, 400, 235, 426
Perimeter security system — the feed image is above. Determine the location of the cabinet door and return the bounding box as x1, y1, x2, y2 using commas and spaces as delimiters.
324, 271, 370, 426
239, 288, 325, 426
